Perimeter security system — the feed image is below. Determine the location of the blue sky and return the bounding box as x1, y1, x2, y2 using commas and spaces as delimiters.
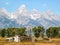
0, 0, 60, 14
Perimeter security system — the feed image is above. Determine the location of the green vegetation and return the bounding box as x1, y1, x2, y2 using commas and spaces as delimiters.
32, 26, 44, 38
46, 27, 60, 38
0, 26, 60, 38
0, 27, 26, 37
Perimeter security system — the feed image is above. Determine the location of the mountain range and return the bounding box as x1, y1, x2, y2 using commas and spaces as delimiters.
0, 5, 60, 28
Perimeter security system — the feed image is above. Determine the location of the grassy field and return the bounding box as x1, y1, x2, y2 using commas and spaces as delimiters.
0, 42, 60, 45
0, 37, 60, 45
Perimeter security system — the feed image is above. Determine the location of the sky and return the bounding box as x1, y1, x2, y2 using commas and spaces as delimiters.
0, 0, 60, 14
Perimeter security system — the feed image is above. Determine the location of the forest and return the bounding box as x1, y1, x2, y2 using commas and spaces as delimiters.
0, 26, 60, 38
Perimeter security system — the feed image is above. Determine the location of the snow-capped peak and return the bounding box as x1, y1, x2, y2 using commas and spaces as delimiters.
0, 8, 8, 14
0, 5, 60, 28
0, 8, 11, 19
18, 4, 26, 14
0, 8, 7, 12
45, 10, 54, 15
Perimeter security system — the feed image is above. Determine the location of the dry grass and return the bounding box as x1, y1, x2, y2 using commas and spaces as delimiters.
0, 42, 58, 45
0, 37, 60, 45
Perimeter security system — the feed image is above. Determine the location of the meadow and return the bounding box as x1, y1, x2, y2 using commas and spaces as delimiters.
0, 37, 60, 45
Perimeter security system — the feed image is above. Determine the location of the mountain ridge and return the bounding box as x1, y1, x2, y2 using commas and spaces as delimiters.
0, 5, 60, 28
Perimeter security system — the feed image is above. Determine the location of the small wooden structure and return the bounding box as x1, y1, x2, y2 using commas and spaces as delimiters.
6, 35, 34, 42
6, 37, 14, 42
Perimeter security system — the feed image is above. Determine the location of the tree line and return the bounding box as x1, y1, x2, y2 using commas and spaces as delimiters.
0, 26, 60, 38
